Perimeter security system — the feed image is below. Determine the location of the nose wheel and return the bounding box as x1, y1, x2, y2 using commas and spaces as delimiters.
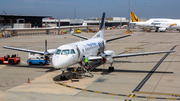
60, 71, 66, 80
60, 75, 66, 80
108, 66, 114, 72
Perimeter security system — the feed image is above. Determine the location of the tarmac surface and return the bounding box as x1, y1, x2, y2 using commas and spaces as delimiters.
0, 29, 180, 101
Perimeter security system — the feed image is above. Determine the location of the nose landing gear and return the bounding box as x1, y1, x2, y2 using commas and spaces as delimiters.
60, 71, 67, 80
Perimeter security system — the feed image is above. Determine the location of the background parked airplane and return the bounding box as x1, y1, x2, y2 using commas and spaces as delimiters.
130, 12, 180, 32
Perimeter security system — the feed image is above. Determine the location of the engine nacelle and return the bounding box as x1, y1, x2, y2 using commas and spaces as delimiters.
104, 50, 115, 64
159, 28, 167, 32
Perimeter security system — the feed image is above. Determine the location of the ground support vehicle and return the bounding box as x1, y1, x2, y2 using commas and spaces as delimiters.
27, 59, 50, 66
0, 54, 20, 64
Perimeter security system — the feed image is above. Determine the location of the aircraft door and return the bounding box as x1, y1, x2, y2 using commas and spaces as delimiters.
76, 46, 81, 61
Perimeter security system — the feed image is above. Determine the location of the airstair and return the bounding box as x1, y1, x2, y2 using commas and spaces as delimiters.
81, 63, 94, 77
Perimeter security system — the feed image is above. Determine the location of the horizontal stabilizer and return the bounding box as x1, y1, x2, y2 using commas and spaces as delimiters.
72, 34, 89, 40
106, 35, 131, 42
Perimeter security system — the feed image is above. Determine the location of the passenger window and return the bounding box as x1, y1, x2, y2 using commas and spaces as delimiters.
55, 49, 61, 54
62, 50, 69, 55
71, 49, 75, 54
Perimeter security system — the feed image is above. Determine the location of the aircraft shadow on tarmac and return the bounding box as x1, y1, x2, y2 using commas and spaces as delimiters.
5, 61, 173, 81
53, 60, 173, 82
7, 64, 56, 72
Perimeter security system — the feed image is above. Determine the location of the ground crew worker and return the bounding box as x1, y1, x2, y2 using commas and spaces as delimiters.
83, 55, 89, 70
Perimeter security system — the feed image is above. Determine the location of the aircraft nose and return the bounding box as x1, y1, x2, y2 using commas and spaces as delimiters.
52, 54, 71, 69
52, 55, 63, 68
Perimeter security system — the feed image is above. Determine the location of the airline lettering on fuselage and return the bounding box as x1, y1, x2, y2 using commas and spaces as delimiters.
151, 22, 161, 26
83, 42, 99, 51
154, 20, 168, 22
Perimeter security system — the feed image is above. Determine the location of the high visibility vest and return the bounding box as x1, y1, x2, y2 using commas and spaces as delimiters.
84, 57, 88, 63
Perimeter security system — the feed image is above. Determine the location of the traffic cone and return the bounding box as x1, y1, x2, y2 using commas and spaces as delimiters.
27, 78, 31, 83
131, 31, 134, 35
51, 63, 52, 66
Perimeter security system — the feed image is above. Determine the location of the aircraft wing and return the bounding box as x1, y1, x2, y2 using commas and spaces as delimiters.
112, 50, 176, 58
87, 50, 175, 61
106, 35, 131, 42
72, 34, 89, 40
3, 46, 46, 55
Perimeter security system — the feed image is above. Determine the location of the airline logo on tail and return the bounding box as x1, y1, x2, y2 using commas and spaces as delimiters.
99, 12, 105, 30
130, 12, 140, 22
92, 12, 105, 39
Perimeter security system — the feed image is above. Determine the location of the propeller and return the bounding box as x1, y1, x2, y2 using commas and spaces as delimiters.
100, 40, 106, 68
44, 39, 48, 67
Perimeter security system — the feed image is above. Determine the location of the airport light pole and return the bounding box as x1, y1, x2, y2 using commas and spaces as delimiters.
120, 0, 122, 28
127, 0, 130, 32
145, 3, 146, 19
58, 0, 60, 35
99, 0, 100, 27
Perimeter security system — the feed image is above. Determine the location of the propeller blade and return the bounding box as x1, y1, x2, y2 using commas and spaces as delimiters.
45, 56, 48, 66
45, 39, 47, 52
101, 40, 105, 53
45, 39, 48, 67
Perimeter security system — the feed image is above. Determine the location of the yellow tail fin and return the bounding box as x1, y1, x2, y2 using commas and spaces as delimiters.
130, 12, 140, 22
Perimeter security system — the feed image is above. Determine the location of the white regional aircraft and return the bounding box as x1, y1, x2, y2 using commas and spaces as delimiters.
3, 13, 176, 79
130, 12, 180, 32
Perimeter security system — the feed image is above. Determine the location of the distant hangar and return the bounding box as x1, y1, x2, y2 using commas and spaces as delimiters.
0, 14, 51, 28
0, 14, 131, 29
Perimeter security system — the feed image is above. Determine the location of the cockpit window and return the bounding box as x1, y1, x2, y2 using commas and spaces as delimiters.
55, 49, 61, 54
71, 49, 75, 54
62, 50, 69, 55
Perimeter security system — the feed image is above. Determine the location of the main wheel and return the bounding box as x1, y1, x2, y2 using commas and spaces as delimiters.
108, 67, 112, 72
108, 67, 115, 72
29, 62, 32, 66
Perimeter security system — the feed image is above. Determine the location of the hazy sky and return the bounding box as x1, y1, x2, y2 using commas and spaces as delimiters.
0, 0, 180, 19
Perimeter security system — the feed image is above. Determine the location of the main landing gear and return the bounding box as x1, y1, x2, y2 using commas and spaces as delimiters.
108, 63, 114, 72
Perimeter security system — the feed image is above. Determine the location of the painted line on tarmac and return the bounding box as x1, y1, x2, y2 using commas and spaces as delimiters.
132, 45, 177, 92
134, 91, 180, 97
55, 82, 180, 100
119, 45, 143, 55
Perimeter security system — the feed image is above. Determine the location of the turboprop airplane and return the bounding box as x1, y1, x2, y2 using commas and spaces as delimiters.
3, 12, 176, 79
130, 12, 180, 32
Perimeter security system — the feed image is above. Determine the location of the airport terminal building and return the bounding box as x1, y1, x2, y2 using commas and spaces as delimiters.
0, 14, 130, 29
42, 17, 129, 27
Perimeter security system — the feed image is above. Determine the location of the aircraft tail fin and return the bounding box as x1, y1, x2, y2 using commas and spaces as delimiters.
92, 12, 105, 39
130, 12, 140, 22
